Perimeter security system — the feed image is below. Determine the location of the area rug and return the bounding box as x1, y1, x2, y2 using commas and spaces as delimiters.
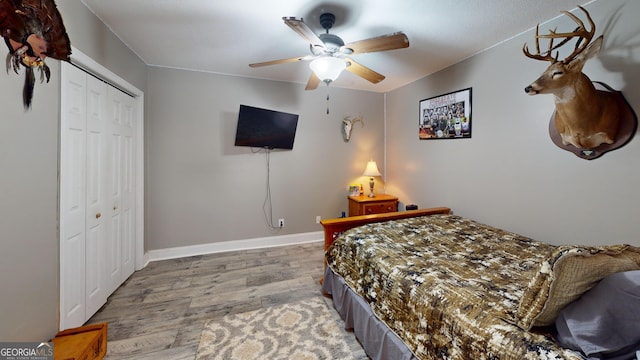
195, 297, 355, 360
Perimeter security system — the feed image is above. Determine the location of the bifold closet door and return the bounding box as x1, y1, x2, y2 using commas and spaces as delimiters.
60, 63, 109, 329
106, 86, 136, 294
60, 62, 136, 330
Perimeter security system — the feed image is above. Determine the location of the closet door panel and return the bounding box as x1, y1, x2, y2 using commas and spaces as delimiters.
60, 63, 88, 330
121, 139, 134, 279
118, 89, 136, 279
108, 88, 136, 284
85, 76, 109, 316
107, 132, 122, 294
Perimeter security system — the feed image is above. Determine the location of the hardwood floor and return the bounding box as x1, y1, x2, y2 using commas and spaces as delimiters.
86, 241, 368, 359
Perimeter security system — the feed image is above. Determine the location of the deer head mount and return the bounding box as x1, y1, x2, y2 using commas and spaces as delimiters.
523, 6, 636, 159
342, 115, 364, 142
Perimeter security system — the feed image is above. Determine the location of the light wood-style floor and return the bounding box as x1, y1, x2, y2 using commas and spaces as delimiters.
86, 241, 368, 359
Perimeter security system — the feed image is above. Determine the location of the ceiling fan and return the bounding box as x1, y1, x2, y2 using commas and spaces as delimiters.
249, 13, 409, 90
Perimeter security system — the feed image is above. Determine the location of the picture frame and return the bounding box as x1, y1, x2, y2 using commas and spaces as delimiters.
419, 87, 472, 140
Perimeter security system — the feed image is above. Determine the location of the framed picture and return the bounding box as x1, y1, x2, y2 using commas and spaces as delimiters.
419, 87, 472, 140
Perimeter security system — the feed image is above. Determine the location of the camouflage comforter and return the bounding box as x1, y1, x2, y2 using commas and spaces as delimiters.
325, 214, 584, 360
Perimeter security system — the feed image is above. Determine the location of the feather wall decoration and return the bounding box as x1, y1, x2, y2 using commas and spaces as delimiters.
1, 0, 71, 109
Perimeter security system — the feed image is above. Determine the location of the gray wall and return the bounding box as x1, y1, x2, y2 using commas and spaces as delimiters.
145, 67, 385, 250
0, 1, 146, 342
3, 0, 638, 343
0, 59, 60, 343
386, 0, 640, 247
57, 1, 147, 90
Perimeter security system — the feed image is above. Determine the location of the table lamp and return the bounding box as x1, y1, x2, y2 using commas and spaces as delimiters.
362, 160, 382, 197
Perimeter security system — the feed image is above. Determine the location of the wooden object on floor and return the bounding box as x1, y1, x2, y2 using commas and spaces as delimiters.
321, 207, 451, 254
348, 194, 398, 216
52, 323, 107, 360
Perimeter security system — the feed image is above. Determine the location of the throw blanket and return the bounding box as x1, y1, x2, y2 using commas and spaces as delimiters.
326, 214, 585, 360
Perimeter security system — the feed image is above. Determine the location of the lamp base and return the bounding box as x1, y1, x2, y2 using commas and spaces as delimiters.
368, 177, 375, 197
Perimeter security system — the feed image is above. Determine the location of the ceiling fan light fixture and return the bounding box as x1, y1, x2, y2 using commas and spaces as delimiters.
310, 56, 345, 83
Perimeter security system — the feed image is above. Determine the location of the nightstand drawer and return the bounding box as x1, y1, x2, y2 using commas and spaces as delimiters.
363, 201, 398, 214
348, 194, 399, 216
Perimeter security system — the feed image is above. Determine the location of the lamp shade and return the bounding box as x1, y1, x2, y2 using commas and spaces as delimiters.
310, 56, 346, 82
362, 160, 382, 177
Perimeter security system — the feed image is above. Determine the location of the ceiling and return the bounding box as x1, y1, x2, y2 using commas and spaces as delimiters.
79, 0, 593, 93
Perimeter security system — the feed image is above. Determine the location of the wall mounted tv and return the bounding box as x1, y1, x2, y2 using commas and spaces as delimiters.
234, 105, 299, 150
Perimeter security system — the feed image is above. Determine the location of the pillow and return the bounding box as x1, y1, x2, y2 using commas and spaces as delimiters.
555, 270, 640, 359
516, 244, 640, 329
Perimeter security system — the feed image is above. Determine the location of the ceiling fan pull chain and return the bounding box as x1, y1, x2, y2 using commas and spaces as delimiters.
326, 87, 330, 114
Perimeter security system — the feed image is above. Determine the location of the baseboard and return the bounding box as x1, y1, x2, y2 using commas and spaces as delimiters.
142, 231, 324, 267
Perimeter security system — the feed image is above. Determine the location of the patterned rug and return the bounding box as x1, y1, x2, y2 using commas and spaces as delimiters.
195, 297, 356, 360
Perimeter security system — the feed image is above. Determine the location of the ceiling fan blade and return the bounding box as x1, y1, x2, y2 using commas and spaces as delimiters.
305, 72, 321, 90
345, 58, 385, 84
249, 55, 312, 68
342, 32, 409, 55
283, 17, 325, 49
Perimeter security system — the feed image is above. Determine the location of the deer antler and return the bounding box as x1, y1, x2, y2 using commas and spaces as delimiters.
523, 24, 559, 62
523, 6, 595, 64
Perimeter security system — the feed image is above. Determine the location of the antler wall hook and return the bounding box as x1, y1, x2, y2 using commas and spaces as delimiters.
342, 115, 364, 142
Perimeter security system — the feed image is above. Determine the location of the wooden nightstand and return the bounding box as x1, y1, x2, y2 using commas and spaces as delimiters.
348, 194, 398, 216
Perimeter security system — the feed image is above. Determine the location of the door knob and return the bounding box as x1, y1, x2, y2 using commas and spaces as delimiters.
96, 212, 101, 219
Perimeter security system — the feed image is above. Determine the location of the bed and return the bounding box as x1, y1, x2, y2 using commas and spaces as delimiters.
320, 208, 640, 360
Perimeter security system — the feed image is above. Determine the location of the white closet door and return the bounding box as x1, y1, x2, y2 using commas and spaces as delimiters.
60, 63, 89, 330
106, 87, 136, 292
60, 62, 137, 330
113, 88, 136, 282
85, 75, 109, 316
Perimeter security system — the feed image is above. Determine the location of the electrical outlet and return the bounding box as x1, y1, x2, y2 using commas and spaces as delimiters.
316, 215, 321, 224
278, 218, 284, 227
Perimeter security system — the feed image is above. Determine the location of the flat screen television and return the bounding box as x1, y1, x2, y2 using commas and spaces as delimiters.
234, 105, 299, 150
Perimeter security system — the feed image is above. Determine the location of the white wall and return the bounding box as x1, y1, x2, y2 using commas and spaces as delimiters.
386, 0, 640, 247
145, 67, 385, 250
